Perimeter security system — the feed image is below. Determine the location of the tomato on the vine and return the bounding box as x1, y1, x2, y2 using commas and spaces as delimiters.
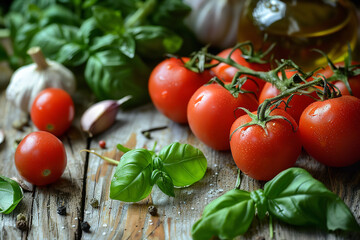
211, 48, 270, 98
15, 131, 67, 186
230, 109, 301, 181
259, 70, 316, 123
318, 61, 360, 98
187, 83, 258, 151
299, 95, 360, 167
31, 88, 75, 136
148, 57, 213, 123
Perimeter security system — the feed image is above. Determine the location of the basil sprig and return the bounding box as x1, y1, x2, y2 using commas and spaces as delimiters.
192, 168, 360, 240
0, 176, 23, 214
110, 142, 207, 202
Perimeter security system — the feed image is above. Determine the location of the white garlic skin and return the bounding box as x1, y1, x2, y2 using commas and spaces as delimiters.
184, 0, 244, 49
6, 60, 76, 112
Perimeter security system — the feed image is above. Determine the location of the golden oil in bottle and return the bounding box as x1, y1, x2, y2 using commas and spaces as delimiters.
237, 0, 358, 71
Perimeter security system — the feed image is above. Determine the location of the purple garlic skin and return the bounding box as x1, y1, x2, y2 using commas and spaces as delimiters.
80, 96, 131, 137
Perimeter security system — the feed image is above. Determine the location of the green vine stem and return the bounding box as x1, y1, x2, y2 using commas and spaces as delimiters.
124, 0, 157, 28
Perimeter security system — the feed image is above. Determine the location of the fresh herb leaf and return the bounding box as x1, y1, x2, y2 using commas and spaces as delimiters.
0, 176, 23, 214
155, 171, 175, 197
92, 6, 124, 34
158, 142, 207, 187
128, 26, 182, 59
192, 189, 255, 240
265, 168, 360, 231
57, 42, 89, 66
191, 168, 360, 239
109, 149, 153, 202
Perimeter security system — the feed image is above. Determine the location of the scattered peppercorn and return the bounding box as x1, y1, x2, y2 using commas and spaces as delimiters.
89, 198, 99, 208
81, 221, 91, 232
148, 205, 158, 216
99, 140, 106, 149
57, 205, 66, 216
16, 213, 27, 231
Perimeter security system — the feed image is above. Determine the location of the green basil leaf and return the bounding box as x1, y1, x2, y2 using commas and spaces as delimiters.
265, 168, 360, 231
85, 49, 150, 108
40, 4, 81, 27
118, 33, 136, 59
110, 149, 153, 202
0, 176, 23, 214
128, 26, 182, 59
79, 17, 103, 45
14, 23, 39, 56
92, 6, 124, 34
155, 171, 175, 197
56, 42, 89, 66
158, 142, 207, 187
191, 189, 255, 240
150, 0, 191, 28
30, 24, 78, 59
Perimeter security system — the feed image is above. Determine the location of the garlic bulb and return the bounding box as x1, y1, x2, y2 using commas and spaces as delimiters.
6, 47, 76, 112
184, 0, 244, 49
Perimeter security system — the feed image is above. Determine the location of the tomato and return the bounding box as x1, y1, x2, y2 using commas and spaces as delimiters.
187, 83, 258, 151
148, 57, 213, 123
259, 70, 316, 123
299, 95, 360, 167
15, 131, 67, 186
230, 109, 301, 181
318, 62, 360, 98
211, 48, 270, 98
259, 82, 316, 123
31, 88, 75, 136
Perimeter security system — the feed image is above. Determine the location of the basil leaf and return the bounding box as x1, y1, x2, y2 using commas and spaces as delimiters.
79, 17, 103, 45
85, 49, 150, 108
30, 24, 78, 59
0, 176, 23, 214
14, 23, 39, 57
128, 26, 182, 59
118, 33, 136, 59
40, 4, 81, 27
158, 142, 207, 187
92, 6, 124, 34
110, 149, 153, 202
57, 42, 89, 66
150, 0, 191, 28
265, 168, 360, 231
191, 189, 255, 240
155, 171, 175, 197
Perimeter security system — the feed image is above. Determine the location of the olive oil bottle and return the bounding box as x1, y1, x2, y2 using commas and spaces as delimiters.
238, 0, 358, 70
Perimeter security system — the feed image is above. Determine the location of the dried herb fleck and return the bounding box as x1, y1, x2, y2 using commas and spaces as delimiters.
148, 205, 158, 216
81, 221, 91, 232
90, 198, 99, 208
57, 205, 66, 216
16, 213, 27, 231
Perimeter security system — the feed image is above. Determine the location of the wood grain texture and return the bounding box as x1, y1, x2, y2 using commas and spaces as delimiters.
1, 89, 360, 240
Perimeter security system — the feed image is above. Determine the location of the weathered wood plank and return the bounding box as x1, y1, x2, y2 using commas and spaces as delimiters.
0, 89, 33, 240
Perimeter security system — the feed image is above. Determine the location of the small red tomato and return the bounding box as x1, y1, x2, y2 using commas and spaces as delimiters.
187, 83, 258, 151
318, 61, 360, 98
31, 88, 75, 136
149, 57, 213, 123
230, 109, 301, 181
211, 48, 270, 98
15, 131, 67, 186
299, 95, 360, 167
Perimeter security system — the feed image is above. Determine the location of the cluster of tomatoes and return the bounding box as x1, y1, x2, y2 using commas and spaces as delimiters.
148, 48, 360, 181
15, 88, 74, 185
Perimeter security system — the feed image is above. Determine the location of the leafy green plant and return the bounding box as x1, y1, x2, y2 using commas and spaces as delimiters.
0, 176, 23, 214
84, 142, 207, 202
192, 168, 360, 240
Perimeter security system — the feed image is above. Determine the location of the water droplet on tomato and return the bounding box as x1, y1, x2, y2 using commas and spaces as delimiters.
161, 91, 168, 98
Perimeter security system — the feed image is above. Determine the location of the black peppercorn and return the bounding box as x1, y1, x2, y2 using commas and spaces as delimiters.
57, 205, 66, 216
148, 205, 158, 216
81, 221, 91, 232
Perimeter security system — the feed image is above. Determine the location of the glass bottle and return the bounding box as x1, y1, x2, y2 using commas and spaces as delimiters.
237, 0, 358, 71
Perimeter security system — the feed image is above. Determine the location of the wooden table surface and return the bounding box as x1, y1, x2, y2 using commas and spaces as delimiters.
0, 87, 360, 240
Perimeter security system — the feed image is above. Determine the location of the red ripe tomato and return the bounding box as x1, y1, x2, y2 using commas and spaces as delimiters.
318, 62, 360, 98
230, 109, 301, 181
31, 88, 75, 136
259, 82, 316, 123
299, 95, 360, 167
211, 48, 270, 98
148, 57, 213, 123
15, 131, 67, 186
187, 83, 258, 151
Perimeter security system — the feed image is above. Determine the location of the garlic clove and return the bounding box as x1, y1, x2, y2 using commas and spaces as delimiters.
81, 96, 132, 137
